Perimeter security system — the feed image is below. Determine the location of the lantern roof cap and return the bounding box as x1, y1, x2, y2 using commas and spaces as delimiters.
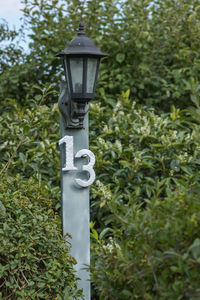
55, 22, 108, 57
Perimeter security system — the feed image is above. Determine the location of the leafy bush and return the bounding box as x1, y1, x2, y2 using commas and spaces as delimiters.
1, 81, 200, 298
88, 91, 200, 299
0, 85, 61, 209
0, 175, 82, 299
91, 182, 200, 300
89, 90, 200, 226
1, 0, 200, 110
1, 0, 200, 294
0, 87, 83, 299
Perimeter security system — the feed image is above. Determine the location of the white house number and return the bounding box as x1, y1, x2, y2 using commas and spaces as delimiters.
59, 135, 95, 188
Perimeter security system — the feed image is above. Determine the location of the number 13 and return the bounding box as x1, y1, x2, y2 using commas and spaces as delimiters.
59, 136, 95, 188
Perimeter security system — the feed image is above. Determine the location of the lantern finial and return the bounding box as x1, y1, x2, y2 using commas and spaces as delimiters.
78, 22, 85, 36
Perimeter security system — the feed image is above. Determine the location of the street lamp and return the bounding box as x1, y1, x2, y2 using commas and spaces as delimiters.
56, 22, 107, 128
57, 22, 107, 299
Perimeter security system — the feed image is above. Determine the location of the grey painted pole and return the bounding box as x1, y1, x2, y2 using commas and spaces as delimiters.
59, 82, 91, 299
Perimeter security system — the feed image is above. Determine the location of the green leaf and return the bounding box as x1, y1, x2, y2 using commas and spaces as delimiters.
99, 228, 112, 239
116, 53, 125, 63
189, 239, 200, 260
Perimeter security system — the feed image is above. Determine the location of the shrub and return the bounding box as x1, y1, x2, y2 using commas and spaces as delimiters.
1, 0, 200, 110
0, 87, 83, 299
89, 91, 200, 299
0, 175, 83, 299
91, 182, 200, 300
89, 90, 200, 228
1, 81, 200, 299
0, 86, 61, 210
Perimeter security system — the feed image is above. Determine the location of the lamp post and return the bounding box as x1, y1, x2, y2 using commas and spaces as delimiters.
56, 22, 107, 299
56, 22, 107, 128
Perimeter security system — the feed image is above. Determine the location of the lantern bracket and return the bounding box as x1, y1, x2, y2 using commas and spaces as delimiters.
58, 81, 89, 129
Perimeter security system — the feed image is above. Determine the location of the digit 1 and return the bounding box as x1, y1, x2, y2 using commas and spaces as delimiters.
59, 135, 77, 171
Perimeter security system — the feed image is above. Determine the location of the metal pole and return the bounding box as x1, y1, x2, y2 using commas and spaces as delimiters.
59, 82, 91, 299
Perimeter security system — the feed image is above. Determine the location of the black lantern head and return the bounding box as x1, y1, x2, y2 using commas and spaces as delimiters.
56, 22, 107, 127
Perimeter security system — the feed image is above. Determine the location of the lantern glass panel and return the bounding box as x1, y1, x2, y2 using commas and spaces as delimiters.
70, 57, 83, 93
86, 58, 98, 93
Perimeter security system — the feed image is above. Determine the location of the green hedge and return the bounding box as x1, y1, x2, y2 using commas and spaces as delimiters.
0, 86, 60, 209
0, 175, 82, 299
89, 90, 200, 227
0, 88, 82, 299
1, 0, 200, 110
91, 183, 200, 300
1, 86, 200, 298
1, 0, 200, 298
89, 91, 200, 299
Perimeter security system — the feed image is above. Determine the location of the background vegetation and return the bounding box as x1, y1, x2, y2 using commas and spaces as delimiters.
1, 0, 200, 299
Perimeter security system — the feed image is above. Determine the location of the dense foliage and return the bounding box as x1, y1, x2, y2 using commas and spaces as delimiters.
89, 93, 200, 299
0, 175, 82, 300
1, 0, 200, 110
0, 89, 83, 299
0, 86, 60, 203
1, 0, 200, 299
91, 183, 200, 300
